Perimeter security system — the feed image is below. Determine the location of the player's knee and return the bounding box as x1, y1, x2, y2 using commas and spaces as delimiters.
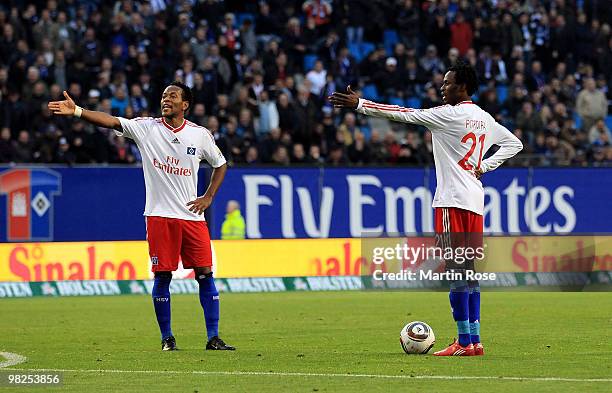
154, 271, 173, 280
194, 266, 212, 279
449, 279, 468, 291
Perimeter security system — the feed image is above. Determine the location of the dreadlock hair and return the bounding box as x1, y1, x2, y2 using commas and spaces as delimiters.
169, 80, 194, 114
448, 61, 479, 96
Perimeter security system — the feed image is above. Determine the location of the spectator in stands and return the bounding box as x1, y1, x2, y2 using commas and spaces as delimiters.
479, 88, 502, 121
338, 112, 361, 147
302, 0, 333, 33
515, 102, 544, 137
418, 130, 434, 165
576, 77, 608, 131
257, 90, 279, 135
347, 130, 370, 165
283, 18, 306, 72
420, 45, 445, 77
429, 11, 451, 58
374, 57, 403, 100
110, 86, 129, 116
383, 131, 401, 163
223, 118, 244, 163
589, 119, 612, 145
272, 145, 290, 166
326, 143, 348, 166
346, 0, 367, 45
306, 60, 327, 96
421, 86, 443, 109
0, 127, 14, 162
130, 84, 148, 115
190, 103, 207, 126
293, 85, 317, 146
308, 144, 324, 164
0, 0, 609, 167
291, 143, 309, 164
53, 136, 74, 164
255, 2, 282, 45
245, 145, 259, 164
240, 19, 257, 59
450, 12, 473, 56
396, 1, 420, 50
317, 30, 342, 66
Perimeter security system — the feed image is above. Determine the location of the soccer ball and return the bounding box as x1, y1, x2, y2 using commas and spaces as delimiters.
400, 321, 435, 354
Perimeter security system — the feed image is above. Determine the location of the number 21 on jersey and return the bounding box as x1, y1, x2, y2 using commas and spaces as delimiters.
458, 132, 485, 171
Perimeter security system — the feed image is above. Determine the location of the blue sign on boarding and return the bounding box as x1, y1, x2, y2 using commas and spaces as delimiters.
0, 167, 609, 242
211, 168, 612, 239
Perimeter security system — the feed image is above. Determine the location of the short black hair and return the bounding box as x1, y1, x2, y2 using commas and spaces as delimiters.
448, 61, 479, 96
169, 81, 194, 114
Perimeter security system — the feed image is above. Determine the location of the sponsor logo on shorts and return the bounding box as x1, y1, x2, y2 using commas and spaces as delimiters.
212, 295, 220, 300
151, 256, 158, 265
187, 147, 196, 155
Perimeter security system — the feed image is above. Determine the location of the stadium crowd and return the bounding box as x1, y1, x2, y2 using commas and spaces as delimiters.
0, 0, 611, 167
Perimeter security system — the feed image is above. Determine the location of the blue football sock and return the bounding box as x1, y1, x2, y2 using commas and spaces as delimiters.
469, 282, 481, 343
196, 273, 219, 340
152, 274, 173, 339
449, 280, 470, 347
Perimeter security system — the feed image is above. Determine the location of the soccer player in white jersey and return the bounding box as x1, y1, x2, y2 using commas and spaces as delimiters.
330, 62, 523, 356
48, 81, 235, 351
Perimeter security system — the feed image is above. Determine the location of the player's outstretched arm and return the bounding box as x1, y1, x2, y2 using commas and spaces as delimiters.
328, 86, 443, 128
187, 163, 228, 215
48, 91, 122, 130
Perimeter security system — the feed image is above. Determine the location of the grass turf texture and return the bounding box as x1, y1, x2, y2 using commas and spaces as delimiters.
1, 291, 611, 392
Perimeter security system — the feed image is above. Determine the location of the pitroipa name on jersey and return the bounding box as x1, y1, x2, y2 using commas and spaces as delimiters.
153, 157, 192, 176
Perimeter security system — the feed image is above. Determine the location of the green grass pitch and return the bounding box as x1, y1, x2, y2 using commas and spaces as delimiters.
1, 291, 611, 392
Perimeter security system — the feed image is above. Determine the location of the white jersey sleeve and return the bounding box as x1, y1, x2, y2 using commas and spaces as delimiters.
356, 98, 453, 129
199, 129, 227, 168
480, 122, 523, 173
116, 117, 155, 141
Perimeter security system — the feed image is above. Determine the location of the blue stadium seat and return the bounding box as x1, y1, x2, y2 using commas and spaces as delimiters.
496, 86, 508, 104
406, 97, 421, 109
362, 84, 379, 101
360, 42, 376, 58
348, 43, 362, 62
389, 97, 404, 106
236, 13, 255, 27
383, 30, 399, 55
303, 54, 318, 71
606, 115, 612, 131
574, 112, 582, 129
360, 125, 372, 140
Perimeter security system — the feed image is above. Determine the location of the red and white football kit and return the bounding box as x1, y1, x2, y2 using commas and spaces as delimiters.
356, 99, 522, 236
116, 117, 226, 272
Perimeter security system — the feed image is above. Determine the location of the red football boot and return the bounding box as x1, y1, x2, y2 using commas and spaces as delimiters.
473, 342, 484, 356
433, 339, 474, 356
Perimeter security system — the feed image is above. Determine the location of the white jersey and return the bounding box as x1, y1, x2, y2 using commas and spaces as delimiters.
116, 117, 226, 221
357, 99, 523, 215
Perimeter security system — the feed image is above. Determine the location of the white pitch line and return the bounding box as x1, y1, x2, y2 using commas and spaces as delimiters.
0, 352, 27, 368
2, 368, 611, 383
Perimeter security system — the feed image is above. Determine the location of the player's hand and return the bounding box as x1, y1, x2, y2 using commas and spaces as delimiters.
474, 168, 484, 180
187, 195, 213, 215
48, 91, 76, 116
328, 85, 360, 109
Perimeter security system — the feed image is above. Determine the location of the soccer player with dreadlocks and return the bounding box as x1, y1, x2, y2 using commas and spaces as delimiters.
330, 62, 523, 356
